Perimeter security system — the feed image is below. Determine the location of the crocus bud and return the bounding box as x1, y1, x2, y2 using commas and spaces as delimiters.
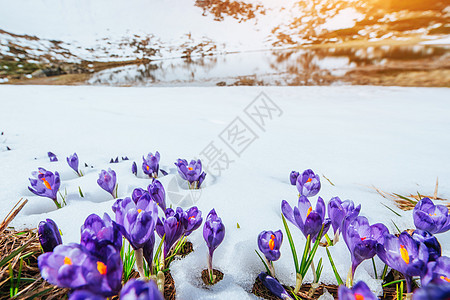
97, 169, 117, 198
258, 272, 293, 300
48, 152, 58, 162
131, 161, 137, 176
289, 171, 299, 185
67, 153, 80, 176
38, 218, 62, 252
148, 179, 166, 211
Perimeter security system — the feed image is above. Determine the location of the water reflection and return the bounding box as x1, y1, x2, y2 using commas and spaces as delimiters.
88, 44, 449, 86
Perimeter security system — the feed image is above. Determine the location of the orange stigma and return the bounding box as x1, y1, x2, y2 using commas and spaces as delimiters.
138, 209, 142, 213
355, 293, 364, 300
361, 237, 367, 241
146, 165, 150, 171
400, 245, 409, 264
306, 207, 312, 217
97, 261, 107, 275
188, 167, 193, 171
188, 216, 195, 220
440, 275, 450, 283
42, 178, 52, 190
269, 235, 275, 250
306, 178, 312, 183
64, 257, 72, 265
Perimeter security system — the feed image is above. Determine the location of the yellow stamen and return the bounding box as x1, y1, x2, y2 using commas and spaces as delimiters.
64, 257, 72, 265
188, 167, 193, 171
400, 245, 409, 264
146, 165, 150, 171
355, 293, 364, 300
440, 275, 450, 283
429, 213, 437, 216
306, 207, 312, 217
361, 237, 367, 241
306, 178, 312, 183
269, 235, 275, 250
97, 261, 107, 275
138, 209, 142, 213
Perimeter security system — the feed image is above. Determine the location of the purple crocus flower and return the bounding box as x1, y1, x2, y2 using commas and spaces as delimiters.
342, 216, 388, 281
413, 282, 450, 300
69, 290, 105, 300
131, 161, 137, 176
175, 158, 206, 189
421, 256, 450, 286
112, 197, 158, 250
155, 208, 186, 259
377, 231, 429, 293
281, 196, 331, 242
80, 213, 122, 260
258, 230, 283, 262
38, 243, 122, 296
203, 209, 225, 273
120, 279, 164, 300
131, 188, 147, 203
258, 272, 293, 300
142, 151, 160, 178
412, 230, 441, 262
97, 168, 117, 198
148, 179, 166, 211
179, 206, 203, 236
38, 218, 63, 252
28, 168, 61, 208
338, 281, 377, 300
67, 152, 81, 176
48, 151, 58, 162
290, 171, 299, 186
296, 169, 321, 197
413, 197, 450, 234
328, 197, 361, 237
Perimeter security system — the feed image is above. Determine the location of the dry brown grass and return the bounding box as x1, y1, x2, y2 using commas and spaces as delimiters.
371, 178, 449, 211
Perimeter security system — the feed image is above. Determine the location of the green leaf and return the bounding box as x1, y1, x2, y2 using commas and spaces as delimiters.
78, 186, 84, 198
301, 225, 324, 278
237, 223, 240, 229
315, 257, 323, 283
326, 247, 344, 285
380, 203, 401, 217
299, 234, 311, 276
372, 257, 378, 279
391, 220, 401, 234
255, 250, 270, 274
281, 213, 299, 273
381, 264, 389, 280
383, 279, 405, 287
393, 193, 416, 204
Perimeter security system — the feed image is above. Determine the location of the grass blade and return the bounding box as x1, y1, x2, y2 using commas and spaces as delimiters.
255, 250, 270, 274
281, 214, 299, 273
0, 240, 31, 268
326, 247, 343, 285
380, 203, 401, 217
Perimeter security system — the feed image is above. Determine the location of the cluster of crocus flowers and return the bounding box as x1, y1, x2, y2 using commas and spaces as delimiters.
295, 169, 321, 197
342, 216, 388, 287
38, 213, 123, 298
67, 152, 82, 176
175, 158, 206, 189
413, 197, 450, 234
97, 168, 117, 198
142, 151, 160, 178
258, 230, 283, 277
38, 218, 63, 252
203, 209, 225, 283
28, 168, 62, 208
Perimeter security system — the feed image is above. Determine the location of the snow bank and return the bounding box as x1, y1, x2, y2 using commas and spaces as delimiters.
0, 85, 449, 298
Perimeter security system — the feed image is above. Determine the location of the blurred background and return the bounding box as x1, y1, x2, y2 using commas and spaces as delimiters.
0, 0, 448, 86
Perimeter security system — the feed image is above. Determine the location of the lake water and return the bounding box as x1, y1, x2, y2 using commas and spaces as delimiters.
88, 44, 449, 86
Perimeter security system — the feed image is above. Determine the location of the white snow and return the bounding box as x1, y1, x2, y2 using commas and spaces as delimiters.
0, 85, 449, 299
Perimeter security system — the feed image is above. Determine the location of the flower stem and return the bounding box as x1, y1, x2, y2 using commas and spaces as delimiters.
266, 258, 275, 278
294, 273, 303, 294
405, 275, 413, 294
52, 198, 61, 209
135, 248, 145, 278
156, 270, 165, 294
